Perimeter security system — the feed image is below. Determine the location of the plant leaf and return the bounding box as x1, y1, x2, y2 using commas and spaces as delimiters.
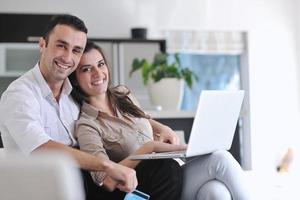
130, 58, 142, 76
153, 53, 167, 66
174, 53, 181, 66
141, 60, 150, 85
130, 52, 198, 89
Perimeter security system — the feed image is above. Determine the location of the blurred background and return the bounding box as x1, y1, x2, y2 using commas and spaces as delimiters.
0, 0, 300, 197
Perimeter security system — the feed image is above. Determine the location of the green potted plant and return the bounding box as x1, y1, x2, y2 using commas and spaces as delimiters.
130, 53, 198, 110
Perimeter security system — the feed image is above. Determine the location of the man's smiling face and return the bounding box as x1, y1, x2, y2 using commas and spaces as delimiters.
39, 24, 87, 83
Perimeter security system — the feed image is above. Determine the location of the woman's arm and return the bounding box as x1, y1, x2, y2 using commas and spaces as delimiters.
76, 121, 184, 191
76, 111, 185, 191
103, 141, 186, 191
126, 90, 180, 144
120, 141, 186, 168
149, 119, 180, 145
76, 121, 117, 185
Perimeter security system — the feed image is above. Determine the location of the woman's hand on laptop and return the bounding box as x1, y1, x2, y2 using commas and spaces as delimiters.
134, 141, 187, 155
149, 119, 180, 145
154, 126, 180, 145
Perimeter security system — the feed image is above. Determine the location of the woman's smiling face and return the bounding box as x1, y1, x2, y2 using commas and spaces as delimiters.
75, 48, 109, 97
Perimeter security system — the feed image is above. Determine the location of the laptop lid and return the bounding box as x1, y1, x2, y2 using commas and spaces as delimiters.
127, 90, 244, 160
186, 90, 244, 157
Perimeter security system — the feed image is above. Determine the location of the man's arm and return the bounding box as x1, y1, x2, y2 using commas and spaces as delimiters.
34, 140, 138, 192
0, 84, 137, 192
34, 140, 109, 171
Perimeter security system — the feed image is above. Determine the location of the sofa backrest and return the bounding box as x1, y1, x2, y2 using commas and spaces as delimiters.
0, 148, 5, 157
0, 152, 85, 200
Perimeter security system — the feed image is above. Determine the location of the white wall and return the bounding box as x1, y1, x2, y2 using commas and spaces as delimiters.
156, 0, 300, 172
297, 0, 300, 105
243, 0, 300, 172
0, 0, 140, 37
1, 0, 300, 172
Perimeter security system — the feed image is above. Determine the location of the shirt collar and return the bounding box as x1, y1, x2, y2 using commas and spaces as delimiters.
81, 102, 100, 119
62, 77, 73, 95
32, 63, 73, 98
32, 63, 52, 98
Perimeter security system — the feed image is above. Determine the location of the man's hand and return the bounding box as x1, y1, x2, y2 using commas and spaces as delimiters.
104, 161, 138, 193
102, 176, 118, 192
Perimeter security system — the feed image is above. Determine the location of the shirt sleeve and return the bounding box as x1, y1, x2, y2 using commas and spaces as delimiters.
75, 118, 109, 185
0, 86, 51, 154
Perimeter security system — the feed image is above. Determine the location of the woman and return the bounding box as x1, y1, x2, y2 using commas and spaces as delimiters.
70, 40, 250, 200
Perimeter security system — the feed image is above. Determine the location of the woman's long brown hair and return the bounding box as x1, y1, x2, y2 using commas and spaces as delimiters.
69, 40, 150, 119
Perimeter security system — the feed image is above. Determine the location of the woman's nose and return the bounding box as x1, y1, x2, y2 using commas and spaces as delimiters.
92, 66, 102, 76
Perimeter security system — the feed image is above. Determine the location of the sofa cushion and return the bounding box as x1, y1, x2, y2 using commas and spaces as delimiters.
0, 152, 85, 200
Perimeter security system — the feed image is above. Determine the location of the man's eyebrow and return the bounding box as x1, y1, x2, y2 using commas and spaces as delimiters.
74, 45, 84, 51
56, 39, 69, 45
56, 39, 84, 51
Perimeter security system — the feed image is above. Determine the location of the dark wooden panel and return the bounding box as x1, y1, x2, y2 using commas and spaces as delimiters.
90, 38, 166, 52
0, 13, 57, 42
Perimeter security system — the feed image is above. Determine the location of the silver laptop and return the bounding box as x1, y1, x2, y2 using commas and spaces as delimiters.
128, 90, 244, 160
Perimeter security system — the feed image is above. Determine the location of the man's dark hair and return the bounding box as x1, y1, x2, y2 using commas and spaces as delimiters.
43, 14, 88, 45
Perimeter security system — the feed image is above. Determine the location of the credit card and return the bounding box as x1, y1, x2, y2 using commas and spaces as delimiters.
124, 189, 150, 200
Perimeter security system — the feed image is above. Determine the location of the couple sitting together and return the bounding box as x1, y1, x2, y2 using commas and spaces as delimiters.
0, 14, 249, 200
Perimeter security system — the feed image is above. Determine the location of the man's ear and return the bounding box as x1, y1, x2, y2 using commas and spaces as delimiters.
39, 37, 46, 53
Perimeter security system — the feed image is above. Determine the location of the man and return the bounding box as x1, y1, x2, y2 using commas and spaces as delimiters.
0, 14, 137, 196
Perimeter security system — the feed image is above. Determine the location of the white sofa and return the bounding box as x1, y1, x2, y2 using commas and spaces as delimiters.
0, 151, 85, 200
0, 148, 5, 157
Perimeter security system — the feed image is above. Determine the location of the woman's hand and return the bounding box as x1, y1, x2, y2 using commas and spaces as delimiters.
134, 141, 187, 155
151, 141, 186, 152
154, 125, 181, 145
149, 119, 181, 145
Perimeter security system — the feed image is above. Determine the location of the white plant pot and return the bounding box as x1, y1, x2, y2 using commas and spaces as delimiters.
148, 78, 184, 110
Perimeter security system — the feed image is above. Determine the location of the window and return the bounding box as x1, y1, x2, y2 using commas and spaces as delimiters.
168, 54, 241, 110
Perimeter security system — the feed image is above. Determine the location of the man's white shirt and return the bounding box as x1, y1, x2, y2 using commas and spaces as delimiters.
0, 64, 79, 154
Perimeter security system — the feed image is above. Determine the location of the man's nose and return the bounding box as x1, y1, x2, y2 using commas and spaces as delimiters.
62, 49, 73, 63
